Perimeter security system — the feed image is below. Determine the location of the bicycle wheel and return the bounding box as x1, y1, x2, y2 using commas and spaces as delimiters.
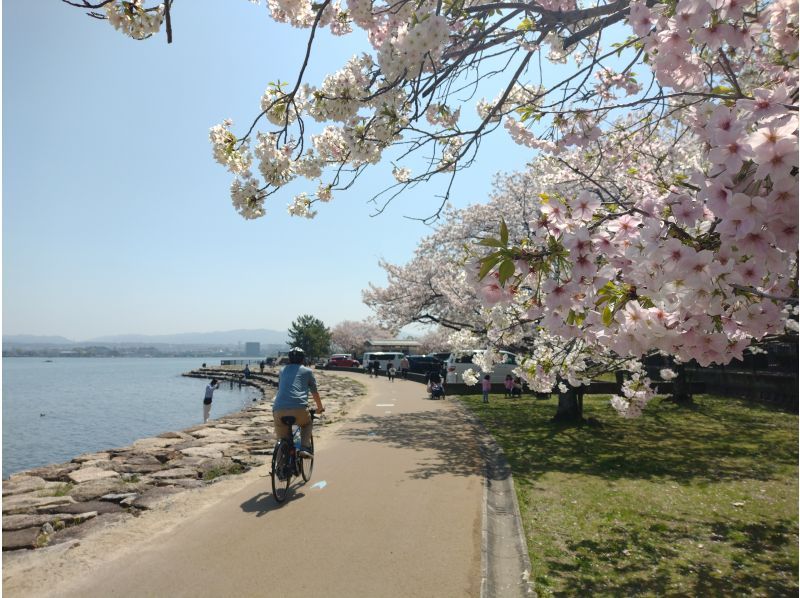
300, 436, 314, 482
271, 441, 291, 503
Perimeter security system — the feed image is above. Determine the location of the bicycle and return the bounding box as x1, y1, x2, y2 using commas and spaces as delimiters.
271, 409, 318, 503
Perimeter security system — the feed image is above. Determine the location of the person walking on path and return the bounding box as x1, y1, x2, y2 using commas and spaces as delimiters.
482, 374, 491, 404
243, 364, 251, 379
387, 364, 396, 381
203, 378, 219, 423
400, 355, 410, 379
272, 347, 325, 458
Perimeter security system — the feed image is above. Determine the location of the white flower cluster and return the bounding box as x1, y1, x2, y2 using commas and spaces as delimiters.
439, 136, 463, 171
610, 373, 656, 418
461, 368, 480, 386
105, 1, 164, 39
306, 55, 374, 123
230, 177, 265, 220
425, 103, 460, 128
254, 133, 296, 187
392, 166, 411, 183
659, 368, 678, 380
261, 86, 296, 126
209, 120, 252, 176
377, 13, 449, 82
287, 192, 317, 218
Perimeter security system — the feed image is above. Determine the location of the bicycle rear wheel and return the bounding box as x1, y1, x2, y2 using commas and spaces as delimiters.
271, 441, 291, 503
300, 437, 314, 482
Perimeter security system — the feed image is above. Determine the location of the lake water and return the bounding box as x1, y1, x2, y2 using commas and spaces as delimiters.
2, 357, 263, 478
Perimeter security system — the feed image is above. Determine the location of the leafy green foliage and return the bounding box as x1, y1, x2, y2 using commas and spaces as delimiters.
288, 314, 332, 361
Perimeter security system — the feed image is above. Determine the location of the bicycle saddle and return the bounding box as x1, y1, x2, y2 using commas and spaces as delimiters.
281, 415, 297, 425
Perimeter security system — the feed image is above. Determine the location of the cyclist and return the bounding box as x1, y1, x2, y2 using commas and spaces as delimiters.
272, 347, 324, 458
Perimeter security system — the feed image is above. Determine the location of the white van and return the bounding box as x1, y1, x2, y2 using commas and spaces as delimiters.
445, 350, 519, 384
362, 352, 405, 371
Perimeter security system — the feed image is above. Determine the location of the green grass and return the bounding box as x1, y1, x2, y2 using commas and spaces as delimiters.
459, 393, 798, 597
202, 463, 245, 481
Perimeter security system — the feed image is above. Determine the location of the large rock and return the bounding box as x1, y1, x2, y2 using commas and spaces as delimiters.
50, 512, 127, 545
67, 467, 120, 484
3, 527, 42, 551
179, 443, 231, 459
2, 494, 75, 515
100, 493, 139, 503
68, 478, 128, 502
110, 454, 164, 474
2, 476, 47, 496
157, 431, 191, 440
148, 468, 198, 480
72, 451, 112, 464
2, 511, 99, 532
152, 478, 205, 489
132, 437, 181, 450
24, 462, 81, 482
129, 487, 183, 510
44, 500, 124, 515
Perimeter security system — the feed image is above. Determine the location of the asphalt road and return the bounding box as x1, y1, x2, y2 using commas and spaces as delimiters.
56, 373, 484, 598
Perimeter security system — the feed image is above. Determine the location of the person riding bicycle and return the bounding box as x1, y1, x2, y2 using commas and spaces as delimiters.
272, 347, 325, 458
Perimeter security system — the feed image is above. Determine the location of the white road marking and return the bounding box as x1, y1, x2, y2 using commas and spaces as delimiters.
376, 404, 395, 407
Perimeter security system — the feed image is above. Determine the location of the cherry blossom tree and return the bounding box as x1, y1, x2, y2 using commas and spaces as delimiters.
368, 118, 797, 419
66, 0, 798, 419
65, 0, 798, 220
330, 319, 396, 355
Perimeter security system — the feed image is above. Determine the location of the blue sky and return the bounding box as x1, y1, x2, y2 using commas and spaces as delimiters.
3, 0, 535, 340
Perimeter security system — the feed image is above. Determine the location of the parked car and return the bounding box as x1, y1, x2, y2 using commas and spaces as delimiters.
445, 350, 518, 384
361, 352, 406, 371
326, 354, 361, 368
406, 355, 444, 375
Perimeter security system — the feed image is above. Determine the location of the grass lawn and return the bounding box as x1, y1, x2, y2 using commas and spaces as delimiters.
459, 393, 798, 597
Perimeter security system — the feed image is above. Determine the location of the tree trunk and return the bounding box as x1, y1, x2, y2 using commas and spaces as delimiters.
552, 385, 584, 423
669, 362, 694, 404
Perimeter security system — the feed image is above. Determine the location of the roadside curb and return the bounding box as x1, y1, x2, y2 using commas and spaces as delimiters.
455, 401, 536, 597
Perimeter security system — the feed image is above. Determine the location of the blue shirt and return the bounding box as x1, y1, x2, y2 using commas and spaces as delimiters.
272, 364, 318, 411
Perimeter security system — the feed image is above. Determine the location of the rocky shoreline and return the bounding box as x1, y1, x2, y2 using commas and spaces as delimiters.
2, 367, 365, 552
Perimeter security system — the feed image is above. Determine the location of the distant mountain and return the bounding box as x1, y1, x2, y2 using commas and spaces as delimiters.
4, 329, 290, 348
2, 335, 76, 346
84, 329, 289, 346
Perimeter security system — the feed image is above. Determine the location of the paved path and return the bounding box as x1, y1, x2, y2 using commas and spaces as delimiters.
53, 373, 484, 597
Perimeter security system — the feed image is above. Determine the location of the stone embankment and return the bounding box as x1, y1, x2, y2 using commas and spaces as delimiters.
2, 367, 365, 552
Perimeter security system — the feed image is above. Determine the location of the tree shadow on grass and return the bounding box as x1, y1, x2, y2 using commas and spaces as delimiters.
338, 409, 484, 480
545, 515, 798, 597
471, 395, 798, 484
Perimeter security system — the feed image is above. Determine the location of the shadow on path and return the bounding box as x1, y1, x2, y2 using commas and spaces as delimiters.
240, 486, 308, 516
339, 409, 483, 480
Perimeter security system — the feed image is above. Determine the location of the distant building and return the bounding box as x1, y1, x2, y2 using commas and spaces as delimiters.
244, 342, 261, 356
364, 339, 421, 354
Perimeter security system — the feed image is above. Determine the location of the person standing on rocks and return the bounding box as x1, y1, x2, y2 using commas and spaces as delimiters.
272, 347, 325, 458
203, 378, 219, 423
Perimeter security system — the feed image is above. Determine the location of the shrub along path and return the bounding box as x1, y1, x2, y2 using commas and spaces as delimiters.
459, 393, 798, 597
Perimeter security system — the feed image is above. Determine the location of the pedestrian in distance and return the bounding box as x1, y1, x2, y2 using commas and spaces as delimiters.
203, 378, 219, 423
504, 374, 514, 399
243, 364, 251, 379
482, 374, 491, 404
388, 364, 396, 381
259, 360, 265, 373
400, 355, 410, 380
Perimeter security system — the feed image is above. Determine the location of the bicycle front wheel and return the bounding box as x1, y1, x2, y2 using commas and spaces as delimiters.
300, 437, 314, 482
271, 441, 291, 503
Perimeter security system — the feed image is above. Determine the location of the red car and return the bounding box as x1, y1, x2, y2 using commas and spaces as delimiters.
326, 355, 360, 368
